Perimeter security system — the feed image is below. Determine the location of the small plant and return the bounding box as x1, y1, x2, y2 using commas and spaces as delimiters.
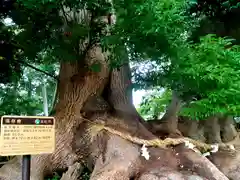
80, 167, 91, 180
45, 172, 60, 180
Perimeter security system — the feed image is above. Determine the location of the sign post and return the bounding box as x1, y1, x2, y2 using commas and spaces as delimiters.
0, 116, 55, 180
22, 155, 31, 180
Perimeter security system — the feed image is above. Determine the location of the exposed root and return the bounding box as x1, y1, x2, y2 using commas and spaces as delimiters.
0, 156, 22, 180
88, 129, 230, 180
225, 132, 240, 146
60, 162, 83, 180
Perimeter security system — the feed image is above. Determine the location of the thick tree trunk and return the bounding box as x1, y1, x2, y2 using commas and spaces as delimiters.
0, 44, 110, 180
106, 63, 153, 134
185, 120, 198, 139
107, 63, 133, 111
198, 120, 206, 142
159, 91, 182, 135
78, 65, 229, 180
147, 91, 182, 138
219, 115, 238, 142
178, 117, 206, 142
204, 116, 222, 144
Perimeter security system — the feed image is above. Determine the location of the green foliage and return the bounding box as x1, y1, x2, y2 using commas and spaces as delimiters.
139, 34, 240, 120
81, 167, 91, 180
189, 0, 240, 43
45, 172, 61, 180
0, 0, 113, 117
138, 89, 171, 120
45, 175, 60, 180
104, 0, 196, 67
115, 0, 240, 120
176, 35, 240, 119
89, 62, 101, 72
188, 0, 240, 18
1, 0, 113, 79
2, 0, 240, 122
0, 66, 57, 116
0, 22, 22, 83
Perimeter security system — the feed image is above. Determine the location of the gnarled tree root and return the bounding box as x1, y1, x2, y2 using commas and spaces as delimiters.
0, 155, 48, 180
88, 135, 229, 180
60, 162, 83, 180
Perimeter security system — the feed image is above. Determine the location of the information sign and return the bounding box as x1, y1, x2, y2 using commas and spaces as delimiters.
0, 116, 55, 156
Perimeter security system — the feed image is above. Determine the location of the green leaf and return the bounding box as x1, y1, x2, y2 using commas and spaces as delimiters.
89, 62, 101, 72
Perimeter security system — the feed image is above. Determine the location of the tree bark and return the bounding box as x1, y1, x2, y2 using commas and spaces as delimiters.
159, 91, 182, 135
184, 119, 198, 139
77, 65, 229, 180
198, 120, 206, 142
204, 116, 222, 144
219, 115, 238, 142
60, 162, 83, 180
178, 117, 206, 142
107, 63, 133, 111
106, 63, 153, 133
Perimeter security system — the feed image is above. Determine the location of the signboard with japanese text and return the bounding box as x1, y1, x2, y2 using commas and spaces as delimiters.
0, 116, 55, 156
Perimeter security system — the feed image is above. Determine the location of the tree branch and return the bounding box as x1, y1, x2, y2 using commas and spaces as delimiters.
77, 12, 96, 62
16, 59, 58, 80
60, 4, 70, 25
9, 41, 58, 80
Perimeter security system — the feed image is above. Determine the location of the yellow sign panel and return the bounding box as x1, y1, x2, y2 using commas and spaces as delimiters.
0, 116, 55, 156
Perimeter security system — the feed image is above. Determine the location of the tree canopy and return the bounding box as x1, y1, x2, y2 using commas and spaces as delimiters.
1, 0, 240, 120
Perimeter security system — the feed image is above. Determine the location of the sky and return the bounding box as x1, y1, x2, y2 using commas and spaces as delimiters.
3, 17, 13, 25
132, 90, 146, 107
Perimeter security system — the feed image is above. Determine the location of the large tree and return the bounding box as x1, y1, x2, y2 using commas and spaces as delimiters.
0, 0, 235, 179
135, 0, 240, 145
138, 35, 240, 143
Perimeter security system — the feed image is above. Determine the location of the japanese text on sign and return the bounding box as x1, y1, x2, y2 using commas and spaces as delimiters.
0, 116, 55, 156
